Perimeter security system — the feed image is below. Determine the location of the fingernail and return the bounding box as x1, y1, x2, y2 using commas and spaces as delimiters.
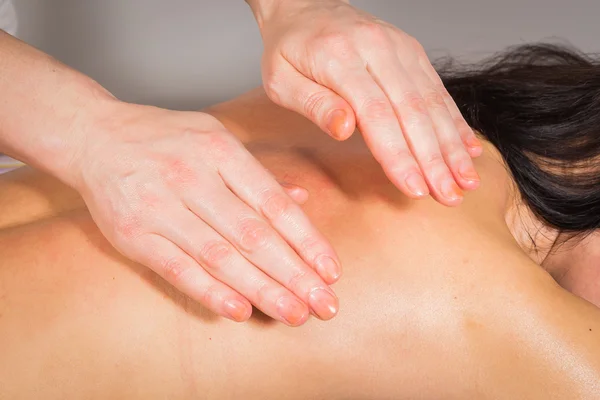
326, 109, 348, 139
276, 296, 309, 326
440, 180, 464, 201
224, 299, 249, 322
458, 164, 480, 183
308, 288, 339, 321
405, 172, 429, 198
315, 255, 341, 283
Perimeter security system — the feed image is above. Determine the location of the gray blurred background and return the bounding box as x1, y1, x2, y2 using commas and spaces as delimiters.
14, 0, 600, 110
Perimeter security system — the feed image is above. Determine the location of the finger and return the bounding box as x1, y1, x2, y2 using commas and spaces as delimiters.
156, 208, 311, 327
129, 233, 252, 323
185, 179, 340, 321
279, 181, 309, 205
264, 59, 356, 140
318, 60, 432, 201
361, 48, 465, 206
398, 47, 480, 191
416, 50, 483, 158
216, 148, 342, 285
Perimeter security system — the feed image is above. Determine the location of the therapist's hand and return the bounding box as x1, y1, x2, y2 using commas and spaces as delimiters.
71, 101, 340, 326
248, 0, 483, 206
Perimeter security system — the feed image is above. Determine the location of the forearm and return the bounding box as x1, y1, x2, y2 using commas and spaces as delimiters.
0, 30, 115, 187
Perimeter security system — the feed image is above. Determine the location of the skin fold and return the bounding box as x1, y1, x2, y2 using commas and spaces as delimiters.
0, 89, 599, 399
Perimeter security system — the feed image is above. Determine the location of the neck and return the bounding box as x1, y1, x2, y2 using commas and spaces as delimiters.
505, 194, 600, 307
505, 199, 559, 266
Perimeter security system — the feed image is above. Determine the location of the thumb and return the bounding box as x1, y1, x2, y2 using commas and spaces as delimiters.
264, 62, 356, 140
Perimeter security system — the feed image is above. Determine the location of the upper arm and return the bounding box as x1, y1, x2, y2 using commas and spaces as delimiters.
0, 167, 84, 230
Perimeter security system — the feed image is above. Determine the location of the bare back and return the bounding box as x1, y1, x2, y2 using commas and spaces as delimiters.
1, 90, 599, 399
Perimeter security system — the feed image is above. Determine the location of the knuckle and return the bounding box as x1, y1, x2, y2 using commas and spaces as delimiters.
287, 267, 308, 293
137, 186, 161, 209
398, 92, 428, 115
198, 241, 232, 270
435, 83, 452, 100
160, 158, 197, 187
441, 141, 467, 156
303, 90, 328, 121
388, 149, 416, 167
423, 91, 446, 110
207, 131, 232, 153
388, 146, 414, 160
441, 145, 470, 167
206, 131, 238, 161
237, 218, 271, 252
160, 257, 192, 283
255, 282, 270, 307
361, 97, 394, 120
113, 213, 142, 241
315, 32, 355, 62
318, 31, 350, 51
358, 22, 389, 44
453, 115, 470, 130
261, 190, 292, 221
407, 36, 425, 55
200, 283, 220, 308
423, 151, 446, 167
381, 146, 416, 171
263, 70, 283, 103
396, 94, 429, 130
300, 236, 321, 257
453, 116, 475, 138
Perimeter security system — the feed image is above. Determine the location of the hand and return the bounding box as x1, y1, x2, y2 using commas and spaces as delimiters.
251, 0, 483, 206
71, 101, 341, 326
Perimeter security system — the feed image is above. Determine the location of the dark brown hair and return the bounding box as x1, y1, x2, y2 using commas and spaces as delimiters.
439, 43, 600, 239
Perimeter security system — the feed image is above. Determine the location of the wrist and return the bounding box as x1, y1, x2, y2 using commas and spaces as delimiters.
44, 77, 120, 190
246, 0, 349, 29
0, 31, 121, 190
245, 0, 280, 29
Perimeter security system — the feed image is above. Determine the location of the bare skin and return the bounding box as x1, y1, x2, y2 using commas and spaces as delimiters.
0, 0, 484, 323
0, 90, 599, 399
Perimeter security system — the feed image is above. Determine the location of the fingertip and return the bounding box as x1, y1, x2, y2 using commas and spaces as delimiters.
439, 180, 464, 207
403, 171, 430, 199
308, 287, 339, 321
280, 182, 310, 204
315, 254, 342, 284
277, 296, 310, 327
325, 108, 356, 141
445, 196, 464, 207
465, 136, 484, 158
467, 145, 484, 158
290, 187, 310, 205
457, 163, 481, 191
459, 176, 481, 191
223, 299, 252, 322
